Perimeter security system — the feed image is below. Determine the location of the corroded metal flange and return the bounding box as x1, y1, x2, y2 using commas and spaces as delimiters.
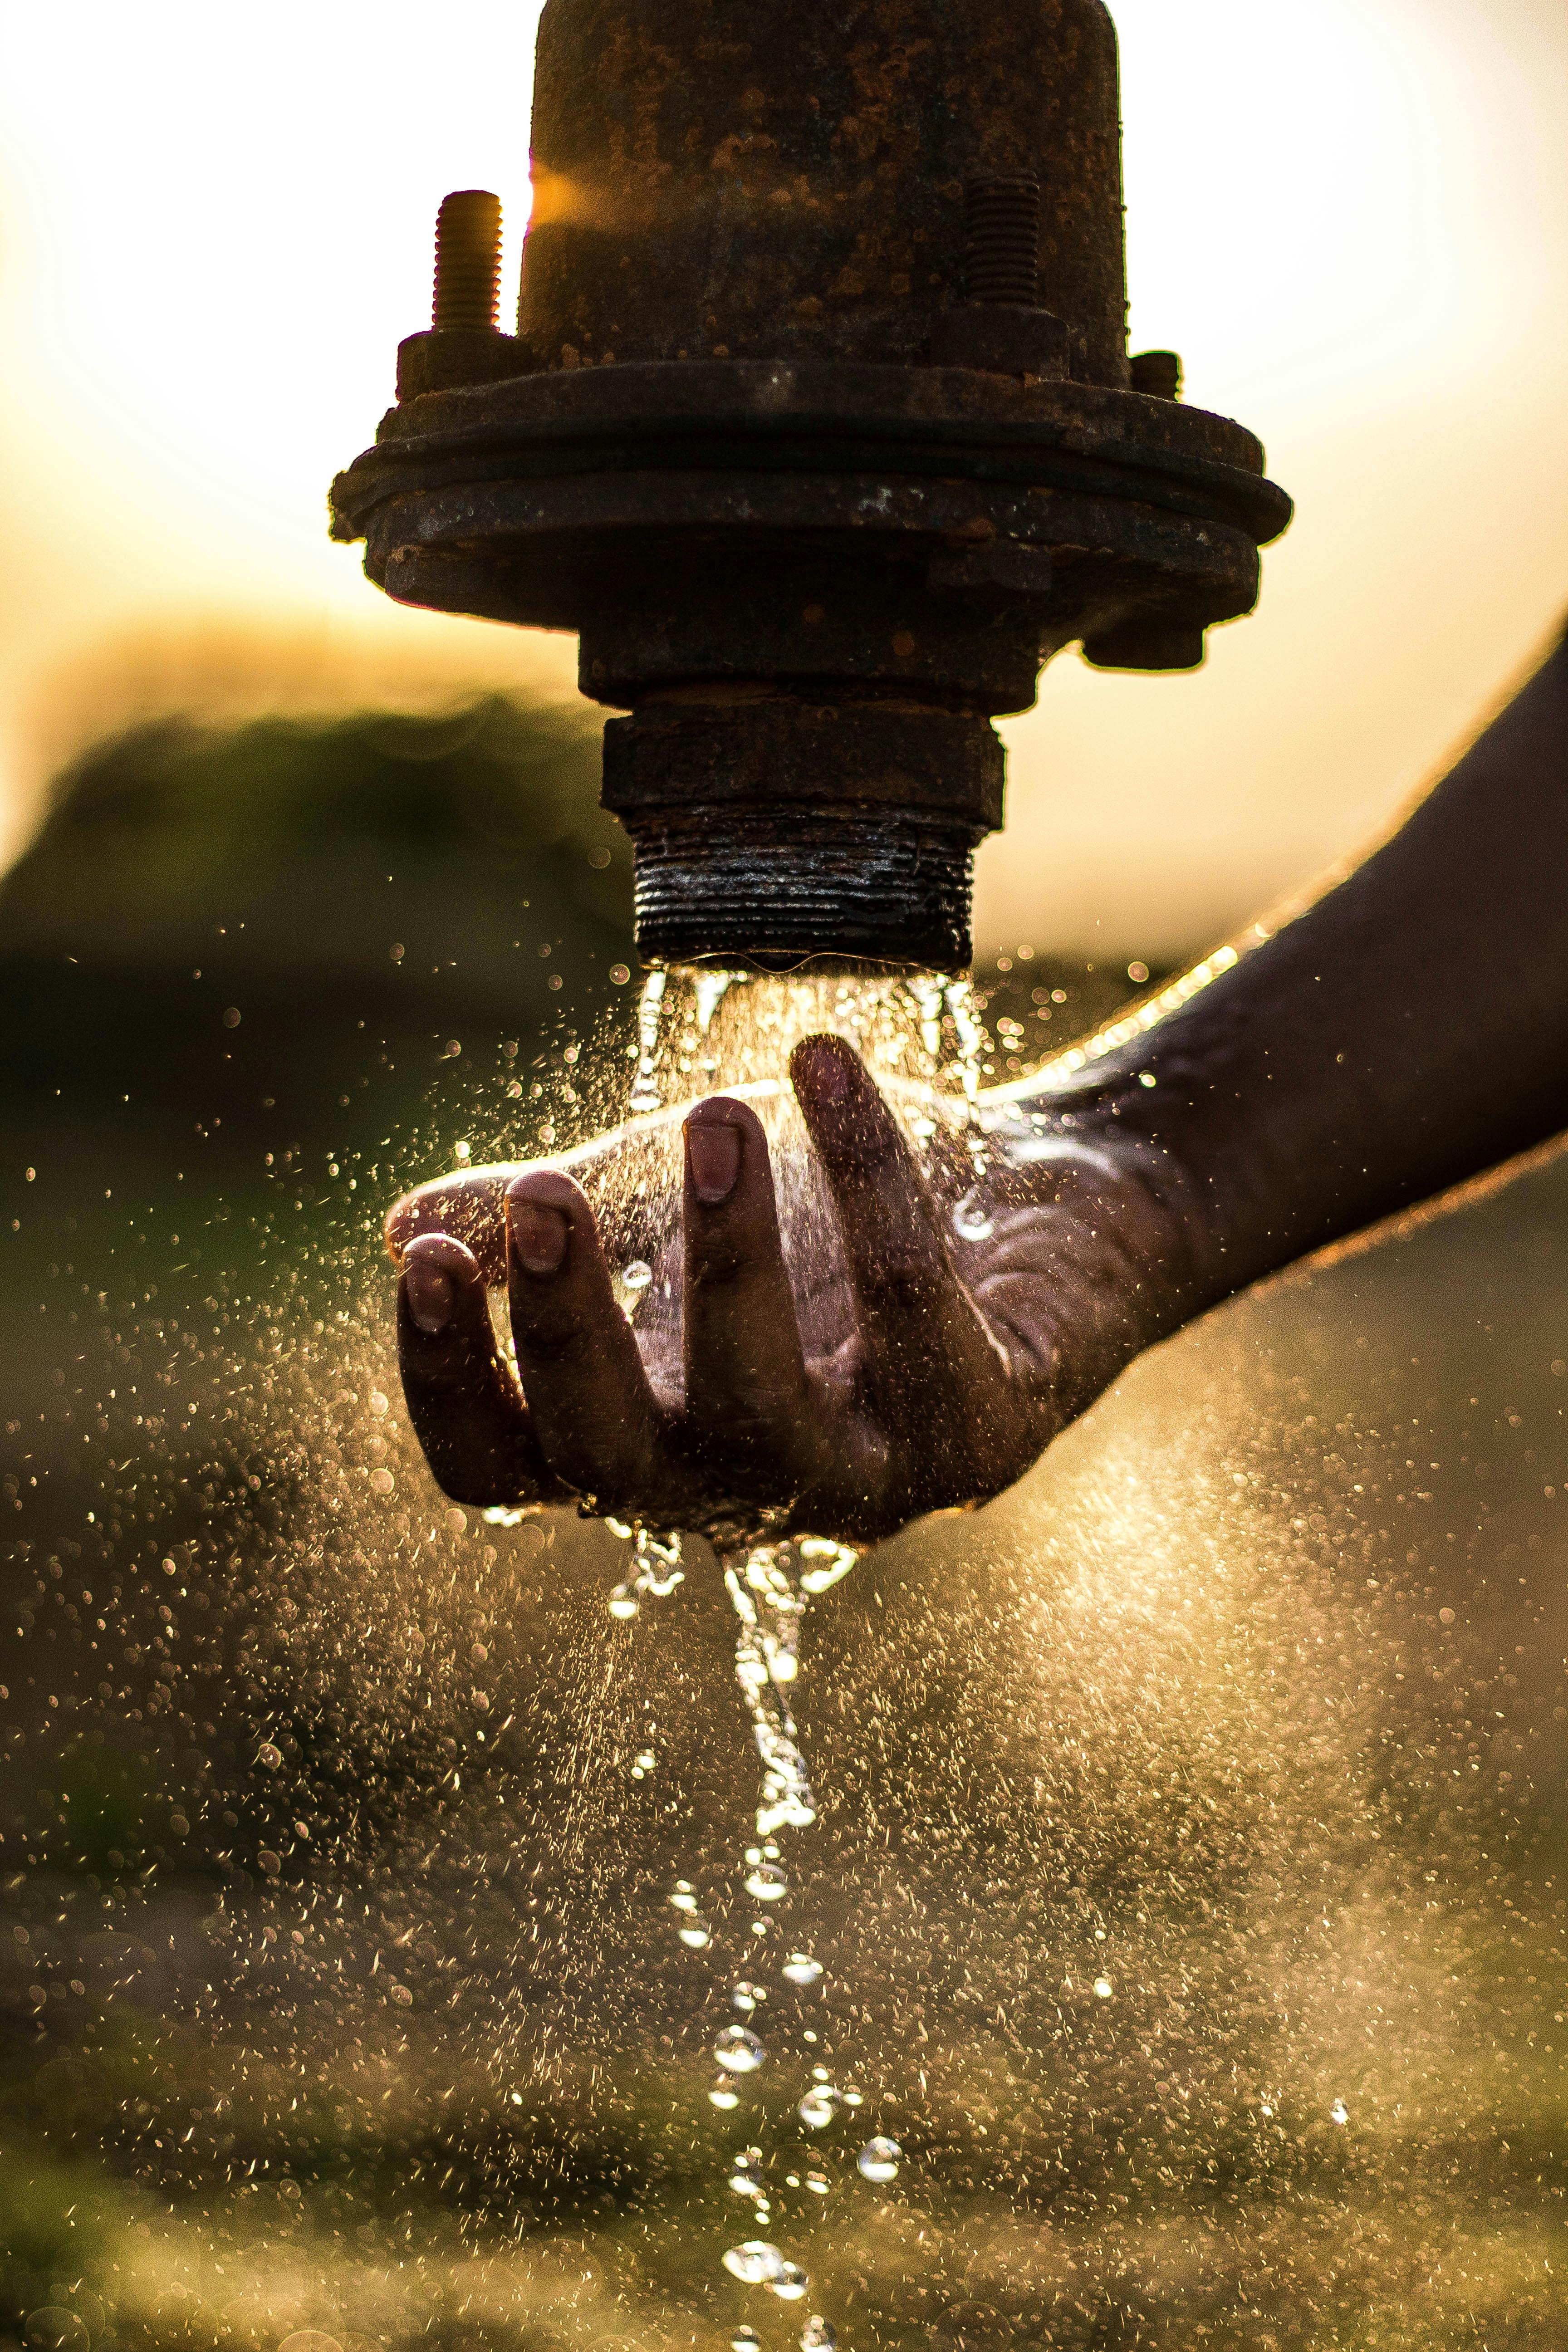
329, 0, 1292, 969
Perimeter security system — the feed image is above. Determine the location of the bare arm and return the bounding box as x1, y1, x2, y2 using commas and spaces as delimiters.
1046, 619, 1568, 1305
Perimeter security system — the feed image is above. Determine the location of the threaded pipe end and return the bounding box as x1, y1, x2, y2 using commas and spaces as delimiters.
624, 805, 980, 971
963, 175, 1042, 307
432, 190, 503, 333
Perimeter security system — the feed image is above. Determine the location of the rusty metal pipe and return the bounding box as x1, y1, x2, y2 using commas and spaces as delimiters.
331, 0, 1290, 971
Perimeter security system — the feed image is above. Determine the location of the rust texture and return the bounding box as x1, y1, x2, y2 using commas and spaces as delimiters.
330, 0, 1291, 970
522, 0, 1128, 385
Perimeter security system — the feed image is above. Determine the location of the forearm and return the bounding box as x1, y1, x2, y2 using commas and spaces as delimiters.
1017, 619, 1568, 1313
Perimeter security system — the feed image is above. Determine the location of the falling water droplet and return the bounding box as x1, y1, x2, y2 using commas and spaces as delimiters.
731, 1980, 765, 2014
608, 1583, 640, 1620
907, 971, 945, 1064
694, 968, 737, 1033
621, 1259, 653, 1293
797, 2085, 844, 2129
722, 2241, 786, 2286
798, 1538, 858, 1595
800, 2321, 837, 2352
1094, 1976, 1114, 1999
782, 1950, 823, 1986
857, 2136, 901, 2182
1330, 2098, 1350, 2126
715, 2025, 766, 2073
630, 967, 668, 1115
678, 1918, 713, 1950
730, 2332, 763, 2352
951, 1187, 995, 1243
669, 1880, 699, 1912
632, 1747, 656, 1775
256, 1742, 282, 1769
745, 1862, 788, 1901
805, 2168, 830, 2195
769, 2263, 809, 2303
709, 2082, 741, 2110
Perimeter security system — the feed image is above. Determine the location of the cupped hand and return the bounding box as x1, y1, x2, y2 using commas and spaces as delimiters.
382, 1034, 1197, 1542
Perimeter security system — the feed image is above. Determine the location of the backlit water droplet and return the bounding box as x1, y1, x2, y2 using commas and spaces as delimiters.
745, 1862, 788, 1901
1094, 1975, 1114, 1999
256, 1742, 282, 1768
857, 2135, 901, 2182
782, 1950, 823, 1986
951, 1186, 995, 1242
669, 1880, 699, 1911
1331, 2097, 1350, 2126
797, 2085, 844, 2129
715, 2025, 766, 2073
769, 2263, 809, 2303
678, 1918, 712, 1950
801, 2322, 837, 2352
621, 1258, 652, 1292
730, 2332, 763, 2352
709, 2082, 741, 2110
731, 1979, 764, 2013
722, 2240, 785, 2286
608, 1583, 640, 1620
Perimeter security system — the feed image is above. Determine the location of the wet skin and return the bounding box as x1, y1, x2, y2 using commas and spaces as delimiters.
387, 620, 1568, 1543
384, 1034, 1190, 1543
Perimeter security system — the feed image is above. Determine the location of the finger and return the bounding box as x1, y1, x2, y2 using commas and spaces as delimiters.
387, 1169, 519, 1283
397, 1234, 566, 1506
789, 1035, 1013, 1436
507, 1171, 692, 1512
682, 1097, 819, 1483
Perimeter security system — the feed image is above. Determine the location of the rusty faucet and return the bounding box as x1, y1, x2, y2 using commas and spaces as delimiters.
330, 0, 1290, 972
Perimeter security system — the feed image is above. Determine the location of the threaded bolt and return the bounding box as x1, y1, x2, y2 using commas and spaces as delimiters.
431, 190, 503, 333
963, 175, 1041, 307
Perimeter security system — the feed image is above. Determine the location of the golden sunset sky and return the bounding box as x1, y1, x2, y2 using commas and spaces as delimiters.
1, 0, 1564, 959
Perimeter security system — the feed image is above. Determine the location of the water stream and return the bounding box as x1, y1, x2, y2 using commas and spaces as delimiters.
593, 963, 992, 2349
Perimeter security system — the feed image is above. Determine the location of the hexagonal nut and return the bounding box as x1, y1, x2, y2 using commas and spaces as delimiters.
1083, 618, 1208, 672
1130, 349, 1184, 401
396, 329, 537, 402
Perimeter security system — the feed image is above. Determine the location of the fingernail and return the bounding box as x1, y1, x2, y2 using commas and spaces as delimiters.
405, 1258, 455, 1335
511, 1199, 568, 1276
687, 1118, 741, 1205
792, 1034, 854, 1104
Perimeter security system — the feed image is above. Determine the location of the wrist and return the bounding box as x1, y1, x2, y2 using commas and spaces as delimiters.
970, 1084, 1226, 1423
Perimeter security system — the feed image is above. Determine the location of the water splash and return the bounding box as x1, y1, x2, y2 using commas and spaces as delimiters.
725, 1540, 824, 1836
604, 1523, 686, 1621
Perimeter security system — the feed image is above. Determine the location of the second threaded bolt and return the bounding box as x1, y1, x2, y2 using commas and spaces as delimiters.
963, 176, 1042, 308
432, 189, 503, 333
